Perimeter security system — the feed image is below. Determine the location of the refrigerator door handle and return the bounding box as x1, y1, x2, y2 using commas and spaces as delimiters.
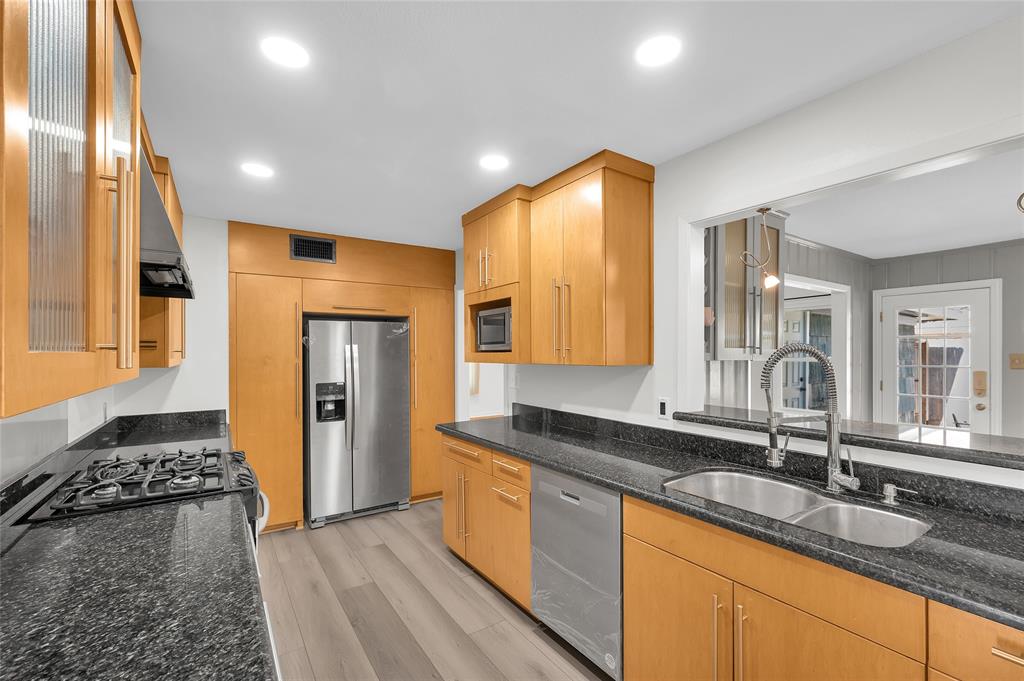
351, 344, 361, 451
344, 344, 354, 451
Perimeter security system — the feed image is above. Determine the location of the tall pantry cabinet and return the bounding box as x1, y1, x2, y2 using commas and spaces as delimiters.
1, 0, 144, 416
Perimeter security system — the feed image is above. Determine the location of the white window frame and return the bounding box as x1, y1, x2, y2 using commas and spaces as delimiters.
871, 279, 1003, 434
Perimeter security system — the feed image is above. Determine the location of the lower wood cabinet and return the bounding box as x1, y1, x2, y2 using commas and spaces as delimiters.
624, 535, 733, 681
928, 600, 1024, 681
441, 438, 531, 610
733, 585, 923, 681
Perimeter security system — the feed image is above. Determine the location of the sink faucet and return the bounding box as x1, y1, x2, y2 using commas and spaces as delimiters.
760, 342, 860, 493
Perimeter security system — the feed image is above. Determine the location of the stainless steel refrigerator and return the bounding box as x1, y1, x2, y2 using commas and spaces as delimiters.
303, 317, 410, 527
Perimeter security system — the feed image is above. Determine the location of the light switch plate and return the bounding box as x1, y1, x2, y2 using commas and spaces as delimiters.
1010, 353, 1024, 370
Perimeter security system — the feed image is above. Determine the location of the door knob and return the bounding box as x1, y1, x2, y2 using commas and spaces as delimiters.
975, 403, 987, 411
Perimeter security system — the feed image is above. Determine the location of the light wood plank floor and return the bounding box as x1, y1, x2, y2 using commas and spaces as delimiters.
259, 500, 608, 681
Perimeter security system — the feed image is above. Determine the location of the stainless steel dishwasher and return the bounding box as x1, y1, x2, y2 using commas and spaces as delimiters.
532, 466, 622, 680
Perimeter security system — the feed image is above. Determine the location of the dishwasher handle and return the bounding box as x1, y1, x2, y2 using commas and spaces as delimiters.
559, 490, 581, 505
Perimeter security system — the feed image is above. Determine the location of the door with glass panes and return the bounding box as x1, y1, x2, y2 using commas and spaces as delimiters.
878, 286, 993, 438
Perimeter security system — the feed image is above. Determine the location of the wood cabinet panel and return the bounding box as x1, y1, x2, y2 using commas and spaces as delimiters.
491, 453, 531, 489
229, 221, 455, 290
410, 287, 454, 499
928, 600, 1024, 681
734, 585, 924, 681
561, 171, 605, 365
488, 481, 531, 609
463, 465, 493, 576
928, 669, 960, 681
464, 282, 531, 364
529, 188, 564, 364
302, 278, 410, 316
623, 496, 926, 662
235, 273, 303, 528
485, 199, 521, 289
464, 216, 488, 295
139, 296, 184, 368
441, 455, 464, 558
624, 535, 733, 681
604, 169, 652, 365
441, 437, 492, 473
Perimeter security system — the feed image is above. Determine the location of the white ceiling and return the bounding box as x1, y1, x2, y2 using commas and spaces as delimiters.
136, 1, 1021, 250
786, 147, 1024, 259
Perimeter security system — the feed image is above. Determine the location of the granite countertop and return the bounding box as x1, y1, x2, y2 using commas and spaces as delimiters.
0, 411, 275, 681
675, 404, 1024, 470
437, 416, 1024, 632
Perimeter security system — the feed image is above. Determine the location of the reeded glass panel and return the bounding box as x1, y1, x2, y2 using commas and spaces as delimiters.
108, 21, 134, 341
28, 0, 88, 351
721, 220, 747, 350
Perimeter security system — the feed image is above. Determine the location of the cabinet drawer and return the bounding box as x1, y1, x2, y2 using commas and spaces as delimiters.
303, 279, 410, 316
441, 437, 492, 472
623, 496, 926, 662
491, 452, 531, 488
928, 601, 1024, 681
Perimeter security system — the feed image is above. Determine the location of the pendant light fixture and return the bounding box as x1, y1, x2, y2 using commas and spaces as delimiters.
740, 207, 780, 289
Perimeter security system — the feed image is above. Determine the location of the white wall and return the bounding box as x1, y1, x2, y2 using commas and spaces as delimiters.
454, 248, 507, 422
114, 215, 230, 415
513, 17, 1024, 432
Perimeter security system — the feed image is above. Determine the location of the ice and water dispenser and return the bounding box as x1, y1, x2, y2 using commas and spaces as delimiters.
315, 382, 345, 422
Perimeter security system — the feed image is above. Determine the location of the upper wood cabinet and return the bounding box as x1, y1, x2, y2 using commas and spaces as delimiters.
531, 167, 652, 366
462, 150, 653, 367
1, 0, 142, 416
462, 189, 531, 295
139, 297, 185, 368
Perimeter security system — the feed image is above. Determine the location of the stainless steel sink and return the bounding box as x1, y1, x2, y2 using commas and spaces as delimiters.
787, 503, 932, 548
663, 470, 932, 548
663, 471, 822, 520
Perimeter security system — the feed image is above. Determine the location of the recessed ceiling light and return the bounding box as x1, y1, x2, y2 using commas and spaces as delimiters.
634, 35, 682, 68
479, 154, 509, 171
241, 162, 274, 178
260, 36, 310, 68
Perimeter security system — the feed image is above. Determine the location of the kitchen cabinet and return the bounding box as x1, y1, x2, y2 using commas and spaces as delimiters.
139, 297, 185, 368
529, 167, 652, 366
733, 585, 923, 680
488, 479, 531, 609
302, 278, 411, 316
624, 535, 733, 681
233, 273, 303, 529
410, 287, 455, 499
928, 600, 1024, 681
462, 193, 530, 294
706, 212, 785, 360
1, 0, 143, 416
441, 437, 532, 610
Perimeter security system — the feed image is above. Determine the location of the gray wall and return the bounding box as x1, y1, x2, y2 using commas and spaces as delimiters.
707, 238, 1024, 436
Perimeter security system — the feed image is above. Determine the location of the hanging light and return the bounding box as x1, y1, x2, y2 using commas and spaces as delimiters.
740, 207, 779, 289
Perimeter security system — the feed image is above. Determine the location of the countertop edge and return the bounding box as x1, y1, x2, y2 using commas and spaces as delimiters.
436, 423, 1024, 632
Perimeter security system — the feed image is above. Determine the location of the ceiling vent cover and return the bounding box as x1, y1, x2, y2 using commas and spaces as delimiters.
290, 235, 336, 264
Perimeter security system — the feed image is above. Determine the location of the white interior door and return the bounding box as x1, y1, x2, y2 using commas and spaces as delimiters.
878, 286, 993, 439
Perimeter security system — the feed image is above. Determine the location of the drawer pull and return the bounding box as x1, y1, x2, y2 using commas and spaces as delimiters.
446, 443, 480, 459
494, 459, 521, 473
491, 487, 522, 502
993, 647, 1024, 667
332, 304, 387, 312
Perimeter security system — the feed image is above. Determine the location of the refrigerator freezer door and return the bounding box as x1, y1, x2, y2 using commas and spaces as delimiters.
306, 320, 353, 520
351, 320, 411, 510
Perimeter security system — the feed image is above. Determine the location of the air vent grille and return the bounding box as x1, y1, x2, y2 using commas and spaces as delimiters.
290, 235, 336, 264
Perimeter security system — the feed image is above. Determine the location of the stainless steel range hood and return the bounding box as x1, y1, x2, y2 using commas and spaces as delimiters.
139, 153, 194, 299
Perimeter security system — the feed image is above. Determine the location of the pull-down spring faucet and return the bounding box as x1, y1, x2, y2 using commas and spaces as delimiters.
761, 343, 860, 493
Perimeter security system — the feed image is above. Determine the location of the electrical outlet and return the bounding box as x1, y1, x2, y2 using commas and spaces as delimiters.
1010, 353, 1024, 370
657, 397, 670, 419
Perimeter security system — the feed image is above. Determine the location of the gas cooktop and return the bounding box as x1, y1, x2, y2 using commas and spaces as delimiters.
25, 447, 257, 523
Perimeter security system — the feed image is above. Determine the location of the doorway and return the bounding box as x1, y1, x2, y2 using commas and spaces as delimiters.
873, 280, 1001, 439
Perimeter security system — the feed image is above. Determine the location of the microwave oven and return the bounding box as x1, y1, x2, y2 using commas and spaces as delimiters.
476, 306, 512, 352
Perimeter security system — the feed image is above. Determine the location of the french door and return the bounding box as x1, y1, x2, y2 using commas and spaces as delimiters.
876, 284, 996, 439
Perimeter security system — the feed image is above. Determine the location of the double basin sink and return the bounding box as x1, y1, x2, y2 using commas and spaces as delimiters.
664, 470, 932, 548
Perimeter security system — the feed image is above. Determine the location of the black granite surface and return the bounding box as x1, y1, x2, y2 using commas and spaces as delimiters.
438, 405, 1024, 632
675, 404, 1024, 470
0, 494, 274, 681
0, 411, 273, 681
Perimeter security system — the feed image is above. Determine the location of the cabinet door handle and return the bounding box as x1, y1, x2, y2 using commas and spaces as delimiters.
461, 474, 470, 538
455, 472, 463, 538
993, 647, 1024, 667
331, 304, 386, 312
493, 459, 521, 473
712, 594, 723, 681
552, 278, 561, 356
445, 442, 479, 459
485, 250, 491, 284
562, 280, 571, 355
412, 306, 418, 409
736, 604, 748, 681
478, 250, 484, 288
491, 486, 522, 503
